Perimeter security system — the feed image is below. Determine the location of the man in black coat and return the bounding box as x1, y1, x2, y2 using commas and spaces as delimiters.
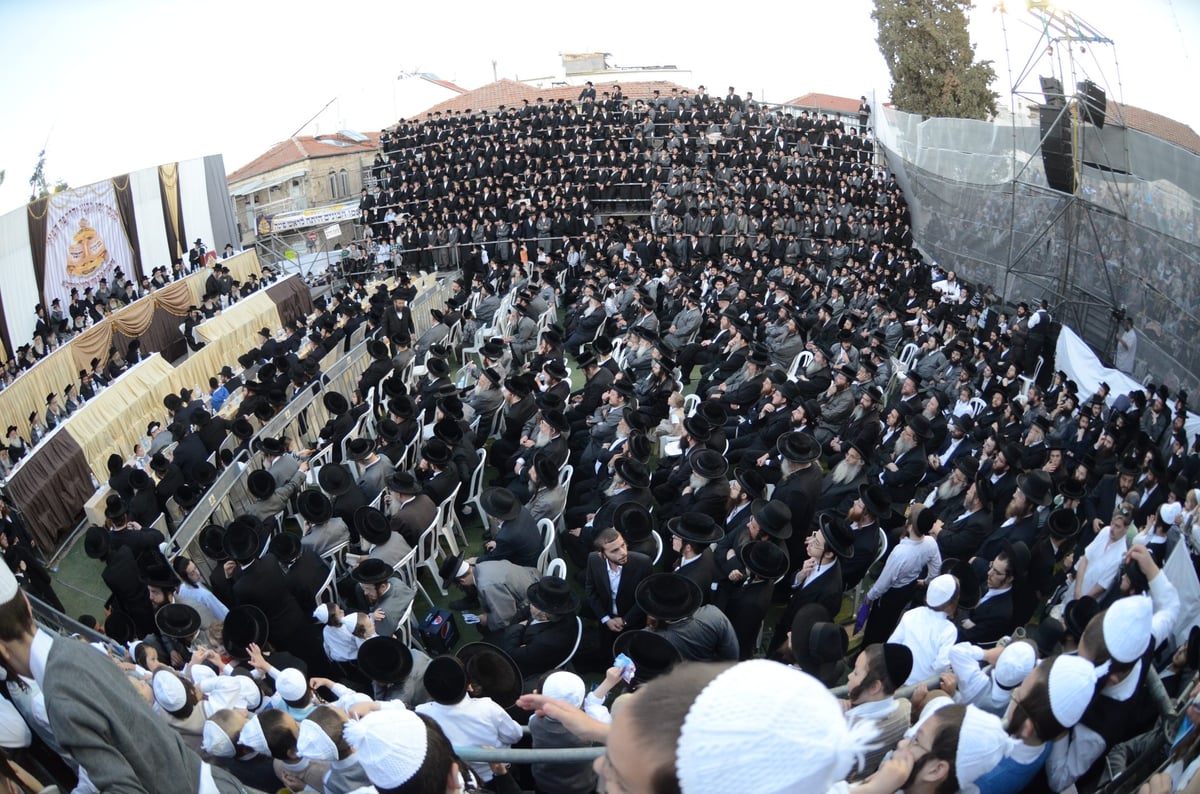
83, 526, 156, 637
932, 478, 994, 562
566, 352, 613, 427
584, 528, 653, 632
666, 513, 725, 603
477, 489, 542, 569
876, 414, 931, 506
957, 545, 1020, 645
767, 513, 851, 654
269, 533, 330, 611
723, 541, 790, 660
771, 431, 824, 570
840, 484, 892, 592
496, 576, 580, 688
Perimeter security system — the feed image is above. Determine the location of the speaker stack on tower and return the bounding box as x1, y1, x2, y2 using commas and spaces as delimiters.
1039, 104, 1076, 194
1077, 80, 1107, 128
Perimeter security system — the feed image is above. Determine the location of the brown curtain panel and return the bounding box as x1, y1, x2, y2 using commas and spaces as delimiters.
7, 428, 95, 552
111, 175, 144, 282
158, 163, 185, 265
26, 197, 49, 306
111, 306, 188, 365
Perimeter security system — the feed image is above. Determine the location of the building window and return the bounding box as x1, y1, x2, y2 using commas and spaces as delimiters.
339, 169, 350, 198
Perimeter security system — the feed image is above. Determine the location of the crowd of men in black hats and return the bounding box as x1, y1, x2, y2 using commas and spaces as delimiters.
12, 83, 1200, 794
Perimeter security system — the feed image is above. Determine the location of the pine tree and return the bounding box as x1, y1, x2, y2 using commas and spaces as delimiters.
872, 0, 999, 120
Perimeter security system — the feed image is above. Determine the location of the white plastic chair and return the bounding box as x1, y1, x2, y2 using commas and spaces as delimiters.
546, 557, 567, 579
415, 516, 448, 597
852, 527, 891, 616
683, 393, 701, 416
898, 342, 919, 369
968, 396, 987, 417
553, 616, 584, 670
320, 540, 352, 574
435, 483, 462, 555
315, 562, 337, 607
651, 531, 664, 566
787, 350, 814, 380
536, 518, 558, 574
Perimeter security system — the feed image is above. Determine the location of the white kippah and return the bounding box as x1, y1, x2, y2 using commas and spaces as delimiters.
276, 668, 308, 701
541, 671, 586, 707
1160, 501, 1183, 526
313, 603, 330, 623
1102, 595, 1153, 663
344, 709, 428, 789
190, 664, 217, 686
239, 714, 270, 754
152, 670, 187, 712
926, 574, 958, 608
906, 692, 953, 739
676, 660, 879, 794
202, 720, 236, 758
956, 705, 1010, 789
0, 563, 18, 602
1048, 655, 1103, 727
993, 642, 1037, 689
454, 559, 470, 579
297, 719, 339, 762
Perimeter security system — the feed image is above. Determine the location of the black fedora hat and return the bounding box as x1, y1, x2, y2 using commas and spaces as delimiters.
223, 604, 269, 658
386, 470, 423, 495
683, 415, 712, 442
198, 524, 227, 561
318, 463, 353, 496
83, 525, 110, 559
635, 573, 703, 621
751, 499, 793, 540
857, 483, 894, 519
480, 487, 522, 521
432, 418, 464, 446
247, 470, 276, 500
807, 621, 851, 683
174, 484, 201, 510
907, 414, 934, 442
104, 495, 128, 521
357, 636, 415, 684
541, 409, 570, 434
354, 506, 391, 546
323, 391, 349, 415
192, 461, 218, 489
424, 656, 468, 704
264, 528, 300, 562
526, 576, 580, 617
1064, 595, 1099, 639
734, 467, 767, 502
777, 431, 821, 463
345, 437, 374, 462
612, 457, 650, 490
140, 561, 180, 590
421, 438, 453, 467
389, 395, 416, 420
223, 516, 263, 564
104, 612, 138, 645
1017, 470, 1054, 507
298, 489, 333, 524
817, 513, 854, 559
689, 448, 728, 480
427, 358, 451, 378
458, 642, 523, 708
351, 557, 393, 585
231, 417, 254, 440
613, 502, 654, 543
612, 629, 682, 683
439, 552, 469, 590
1047, 508, 1080, 541
789, 603, 833, 667
666, 512, 724, 546
742, 541, 789, 581
531, 452, 559, 487
155, 603, 202, 639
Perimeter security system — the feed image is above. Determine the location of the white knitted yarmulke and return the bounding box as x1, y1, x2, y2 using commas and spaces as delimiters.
297, 719, 339, 762
276, 668, 308, 701
993, 641, 1037, 689
926, 574, 957, 608
313, 603, 330, 623
955, 706, 1010, 789
238, 714, 269, 754
676, 660, 878, 794
344, 709, 428, 789
1047, 654, 1104, 728
542, 671, 586, 707
202, 720, 236, 758
1102, 594, 1153, 663
152, 670, 187, 712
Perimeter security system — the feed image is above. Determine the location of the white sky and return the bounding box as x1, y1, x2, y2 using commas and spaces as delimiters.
0, 0, 1195, 216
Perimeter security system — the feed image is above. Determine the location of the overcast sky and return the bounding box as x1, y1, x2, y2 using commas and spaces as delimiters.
0, 0, 1195, 215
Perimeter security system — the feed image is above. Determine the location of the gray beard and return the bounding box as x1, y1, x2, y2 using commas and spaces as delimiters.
937, 478, 964, 502
689, 474, 708, 491
804, 360, 823, 376
831, 459, 862, 485
604, 480, 624, 497
534, 430, 552, 447
894, 436, 915, 457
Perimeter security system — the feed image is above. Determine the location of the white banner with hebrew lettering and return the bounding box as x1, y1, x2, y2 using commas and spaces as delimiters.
42, 181, 136, 312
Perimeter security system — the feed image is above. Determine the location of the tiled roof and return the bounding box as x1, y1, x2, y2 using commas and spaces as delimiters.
227, 132, 382, 184
1109, 101, 1200, 155
409, 78, 695, 119
420, 75, 468, 94
784, 92, 863, 116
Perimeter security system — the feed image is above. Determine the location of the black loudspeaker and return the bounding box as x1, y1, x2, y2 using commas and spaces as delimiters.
1077, 80, 1107, 128
1040, 76, 1065, 107
1039, 105, 1076, 194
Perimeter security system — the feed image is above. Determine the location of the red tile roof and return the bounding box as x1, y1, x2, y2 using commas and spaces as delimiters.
227, 132, 382, 184
1109, 101, 1200, 155
409, 78, 695, 119
784, 92, 863, 116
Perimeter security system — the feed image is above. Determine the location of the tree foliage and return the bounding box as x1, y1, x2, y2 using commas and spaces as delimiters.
872, 0, 999, 120
27, 150, 67, 201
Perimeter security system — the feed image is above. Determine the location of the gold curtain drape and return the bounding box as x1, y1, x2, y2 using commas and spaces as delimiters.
0, 347, 79, 440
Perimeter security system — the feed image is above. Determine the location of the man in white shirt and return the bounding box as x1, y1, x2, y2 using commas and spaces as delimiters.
889, 567, 976, 686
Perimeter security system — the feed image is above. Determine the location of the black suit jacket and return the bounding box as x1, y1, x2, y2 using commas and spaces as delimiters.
500, 614, 578, 684
232, 555, 309, 650
937, 509, 992, 561
584, 551, 652, 628
725, 579, 775, 660
841, 522, 884, 591
592, 487, 652, 534
675, 550, 719, 603
958, 590, 1014, 645
282, 551, 331, 610
788, 562, 844, 620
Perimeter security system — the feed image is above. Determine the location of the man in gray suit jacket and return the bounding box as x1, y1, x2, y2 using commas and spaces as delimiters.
0, 565, 248, 792
662, 296, 702, 351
